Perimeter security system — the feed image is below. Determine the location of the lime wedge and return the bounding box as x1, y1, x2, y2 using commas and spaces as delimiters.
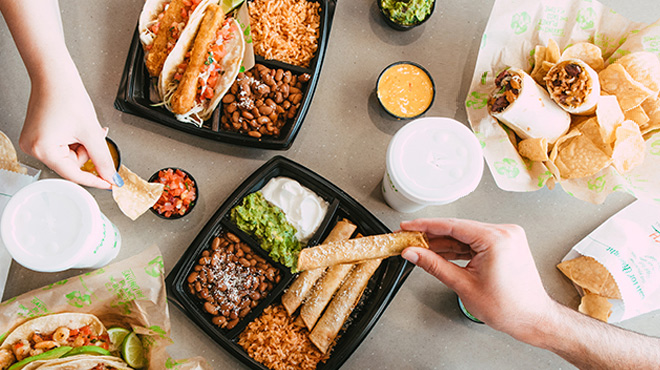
108, 326, 131, 350
221, 0, 245, 13
8, 346, 72, 370
121, 332, 146, 369
62, 345, 112, 357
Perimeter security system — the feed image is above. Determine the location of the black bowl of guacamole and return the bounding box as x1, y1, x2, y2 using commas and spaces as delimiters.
378, 0, 435, 31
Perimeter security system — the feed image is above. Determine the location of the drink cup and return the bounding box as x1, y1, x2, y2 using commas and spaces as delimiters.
1, 179, 121, 272
382, 117, 484, 212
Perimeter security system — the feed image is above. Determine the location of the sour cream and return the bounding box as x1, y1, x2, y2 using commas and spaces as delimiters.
260, 177, 328, 243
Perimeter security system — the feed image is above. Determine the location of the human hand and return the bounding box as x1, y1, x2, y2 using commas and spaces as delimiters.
19, 66, 122, 189
400, 218, 555, 343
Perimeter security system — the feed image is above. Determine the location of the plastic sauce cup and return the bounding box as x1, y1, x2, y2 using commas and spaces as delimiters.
382, 117, 484, 213
1, 179, 121, 272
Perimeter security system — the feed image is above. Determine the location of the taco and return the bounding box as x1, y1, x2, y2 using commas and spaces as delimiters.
21, 355, 132, 370
159, 3, 245, 126
0, 313, 111, 370
138, 0, 215, 77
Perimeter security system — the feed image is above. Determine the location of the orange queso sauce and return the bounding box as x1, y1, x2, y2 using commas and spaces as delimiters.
81, 140, 120, 176
378, 64, 433, 118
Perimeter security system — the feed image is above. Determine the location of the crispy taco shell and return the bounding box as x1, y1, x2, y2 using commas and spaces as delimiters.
21, 355, 132, 370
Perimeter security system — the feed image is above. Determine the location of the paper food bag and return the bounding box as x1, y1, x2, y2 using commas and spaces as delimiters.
465, 0, 660, 204
560, 201, 660, 322
0, 246, 210, 370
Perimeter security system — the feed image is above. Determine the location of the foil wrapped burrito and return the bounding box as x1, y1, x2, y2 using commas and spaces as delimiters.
488, 68, 570, 144
545, 59, 601, 115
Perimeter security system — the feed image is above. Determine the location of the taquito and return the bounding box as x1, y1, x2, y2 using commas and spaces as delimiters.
308, 259, 382, 354
281, 219, 357, 315
296, 231, 428, 272
300, 263, 355, 331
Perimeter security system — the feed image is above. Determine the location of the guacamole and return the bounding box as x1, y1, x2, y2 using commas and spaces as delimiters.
231, 191, 301, 269
380, 0, 434, 26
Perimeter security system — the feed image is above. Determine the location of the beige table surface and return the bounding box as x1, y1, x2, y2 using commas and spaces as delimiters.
2, 0, 660, 369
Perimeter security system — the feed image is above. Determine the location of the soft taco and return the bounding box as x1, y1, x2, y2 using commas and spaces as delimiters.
0, 313, 111, 370
21, 355, 132, 370
159, 3, 245, 126
138, 0, 215, 77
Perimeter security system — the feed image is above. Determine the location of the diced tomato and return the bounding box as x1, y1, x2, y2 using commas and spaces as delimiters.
183, 0, 192, 6
203, 87, 214, 99
212, 44, 226, 60
150, 23, 160, 34
152, 169, 197, 218
207, 73, 218, 88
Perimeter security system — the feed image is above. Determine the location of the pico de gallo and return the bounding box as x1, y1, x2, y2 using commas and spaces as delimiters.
145, 0, 204, 54
151, 168, 197, 218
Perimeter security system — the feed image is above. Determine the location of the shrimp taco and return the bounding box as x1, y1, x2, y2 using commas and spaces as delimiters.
21, 355, 132, 370
159, 3, 245, 126
0, 313, 111, 370
138, 0, 215, 77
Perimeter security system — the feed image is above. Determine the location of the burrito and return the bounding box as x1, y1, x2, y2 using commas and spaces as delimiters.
488, 68, 570, 144
138, 0, 214, 77
0, 313, 112, 370
545, 59, 601, 115
159, 3, 245, 126
21, 355, 132, 370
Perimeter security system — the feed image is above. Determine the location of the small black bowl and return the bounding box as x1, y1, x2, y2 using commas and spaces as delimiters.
80, 137, 121, 175
376, 61, 436, 120
377, 0, 435, 31
148, 167, 198, 219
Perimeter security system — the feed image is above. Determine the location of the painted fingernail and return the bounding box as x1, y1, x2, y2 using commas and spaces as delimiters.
401, 250, 418, 264
113, 172, 124, 187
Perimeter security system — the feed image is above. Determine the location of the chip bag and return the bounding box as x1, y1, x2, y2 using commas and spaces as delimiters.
466, 0, 660, 205
558, 201, 660, 322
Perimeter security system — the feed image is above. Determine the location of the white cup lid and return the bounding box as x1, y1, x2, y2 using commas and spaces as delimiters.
1, 179, 102, 272
387, 117, 484, 204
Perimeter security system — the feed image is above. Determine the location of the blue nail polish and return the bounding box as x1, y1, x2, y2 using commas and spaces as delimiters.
113, 173, 124, 187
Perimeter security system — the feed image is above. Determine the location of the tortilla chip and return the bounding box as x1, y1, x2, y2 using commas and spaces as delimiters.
599, 63, 655, 111
518, 137, 549, 161
530, 45, 547, 85
623, 105, 650, 127
560, 42, 604, 72
642, 93, 660, 127
611, 120, 645, 174
557, 256, 621, 299
596, 95, 625, 143
553, 131, 612, 179
615, 51, 660, 95
578, 293, 612, 322
0, 160, 27, 174
112, 165, 164, 221
546, 39, 561, 64
575, 117, 612, 156
0, 131, 18, 162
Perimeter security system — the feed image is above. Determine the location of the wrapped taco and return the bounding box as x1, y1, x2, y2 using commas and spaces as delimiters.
545, 59, 601, 115
21, 355, 132, 370
138, 0, 215, 77
488, 68, 570, 144
159, 3, 245, 126
0, 313, 111, 370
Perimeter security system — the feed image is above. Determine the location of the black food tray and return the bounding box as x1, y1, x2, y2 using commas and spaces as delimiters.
115, 0, 336, 150
166, 156, 414, 370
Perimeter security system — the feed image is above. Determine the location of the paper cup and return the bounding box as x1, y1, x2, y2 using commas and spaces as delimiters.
382, 117, 484, 212
1, 179, 121, 272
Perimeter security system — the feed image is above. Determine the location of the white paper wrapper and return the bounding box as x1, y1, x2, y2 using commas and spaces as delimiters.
0, 166, 40, 298
561, 201, 660, 322
465, 0, 660, 204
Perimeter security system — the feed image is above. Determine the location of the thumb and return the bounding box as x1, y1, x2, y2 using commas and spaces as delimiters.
402, 247, 469, 292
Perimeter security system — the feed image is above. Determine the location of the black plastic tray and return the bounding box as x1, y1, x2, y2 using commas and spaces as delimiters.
166, 156, 414, 370
115, 0, 336, 150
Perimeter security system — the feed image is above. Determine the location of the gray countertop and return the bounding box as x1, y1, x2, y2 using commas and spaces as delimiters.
2, 0, 660, 369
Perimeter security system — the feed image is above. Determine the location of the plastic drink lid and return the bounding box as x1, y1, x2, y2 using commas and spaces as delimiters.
387, 117, 484, 204
1, 179, 103, 272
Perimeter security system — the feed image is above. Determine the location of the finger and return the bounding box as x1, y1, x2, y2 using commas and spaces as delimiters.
402, 246, 470, 292
46, 156, 113, 189
77, 128, 118, 186
402, 218, 498, 252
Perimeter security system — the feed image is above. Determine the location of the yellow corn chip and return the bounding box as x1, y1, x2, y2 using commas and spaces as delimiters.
530, 45, 547, 85
611, 120, 645, 174
0, 131, 27, 174
579, 293, 612, 322
557, 256, 621, 299
112, 165, 164, 221
518, 137, 549, 161
546, 39, 561, 64
624, 105, 650, 127
596, 95, 625, 143
560, 42, 605, 72
642, 93, 660, 127
615, 51, 660, 95
575, 117, 612, 156
599, 63, 655, 111
553, 131, 612, 179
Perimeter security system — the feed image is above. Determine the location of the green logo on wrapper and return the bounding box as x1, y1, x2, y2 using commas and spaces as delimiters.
66, 277, 96, 308
475, 132, 486, 149
17, 297, 49, 319
511, 12, 531, 35
43, 279, 68, 291
149, 325, 168, 339
576, 8, 596, 30
466, 91, 488, 110
166, 358, 183, 369
145, 256, 165, 278
495, 158, 520, 178
537, 171, 553, 187
651, 139, 660, 156
105, 270, 146, 315
587, 175, 606, 192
